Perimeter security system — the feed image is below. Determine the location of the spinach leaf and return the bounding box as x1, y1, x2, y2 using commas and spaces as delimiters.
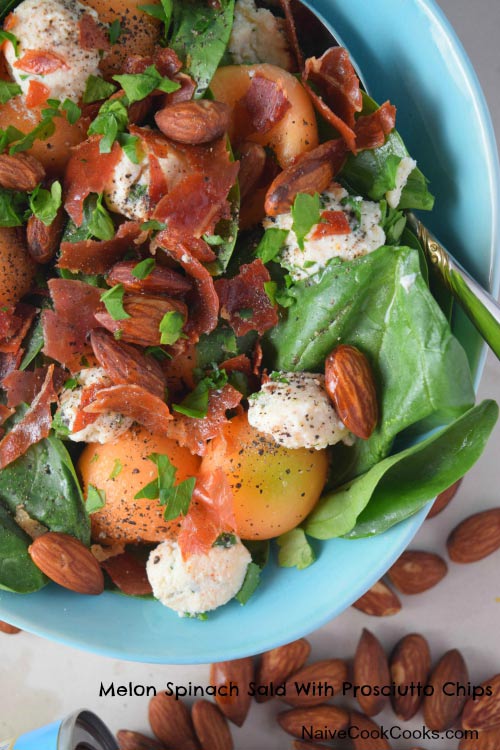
170, 0, 235, 98
0, 504, 47, 593
277, 528, 316, 570
341, 94, 434, 211
305, 400, 498, 540
0, 428, 90, 544
263, 245, 474, 479
19, 314, 44, 370
0, 1, 20, 22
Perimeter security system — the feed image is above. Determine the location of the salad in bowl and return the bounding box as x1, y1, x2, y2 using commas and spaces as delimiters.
0, 0, 497, 624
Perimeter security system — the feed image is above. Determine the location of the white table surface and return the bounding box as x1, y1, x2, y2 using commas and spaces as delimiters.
1, 1, 500, 748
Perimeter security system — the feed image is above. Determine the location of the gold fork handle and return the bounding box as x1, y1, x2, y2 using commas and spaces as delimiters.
407, 212, 500, 361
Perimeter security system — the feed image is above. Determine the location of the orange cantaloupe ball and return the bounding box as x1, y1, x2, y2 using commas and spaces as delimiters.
78, 427, 201, 545
81, 0, 162, 78
0, 228, 36, 306
201, 413, 329, 540
0, 99, 86, 177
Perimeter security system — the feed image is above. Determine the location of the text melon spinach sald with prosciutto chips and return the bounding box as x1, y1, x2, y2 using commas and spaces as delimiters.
0, 0, 496, 616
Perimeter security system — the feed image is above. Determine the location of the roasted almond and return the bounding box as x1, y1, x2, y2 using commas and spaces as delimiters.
0, 620, 21, 635
238, 141, 267, 200
107, 261, 192, 297
350, 711, 391, 750
210, 657, 254, 727
282, 659, 348, 707
265, 139, 346, 216
192, 700, 233, 750
90, 328, 166, 400
29, 532, 104, 595
447, 508, 500, 563
423, 649, 469, 731
255, 638, 311, 703
148, 693, 199, 750
116, 729, 167, 750
277, 704, 349, 739
155, 100, 231, 144
95, 294, 187, 347
459, 725, 500, 749
390, 633, 431, 720
0, 153, 45, 191
462, 674, 500, 731
352, 580, 401, 617
387, 550, 447, 594
353, 629, 390, 716
324, 344, 378, 439
427, 479, 462, 518
27, 208, 64, 264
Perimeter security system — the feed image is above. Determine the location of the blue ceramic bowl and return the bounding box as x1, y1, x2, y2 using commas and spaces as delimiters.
0, 0, 499, 663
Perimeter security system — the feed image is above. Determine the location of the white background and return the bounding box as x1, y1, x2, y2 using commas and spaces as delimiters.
1, 1, 500, 748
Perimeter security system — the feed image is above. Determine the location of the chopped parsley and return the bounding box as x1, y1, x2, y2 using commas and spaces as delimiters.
0, 30, 19, 57
88, 97, 128, 153
83, 75, 118, 104
85, 485, 106, 514
0, 79, 21, 105
29, 181, 62, 227
255, 227, 289, 264
173, 368, 228, 419
141, 220, 166, 232
113, 64, 180, 105
341, 194, 362, 228
132, 258, 156, 279
108, 19, 122, 44
134, 452, 196, 521
61, 98, 82, 125
159, 310, 185, 346
100, 284, 130, 321
108, 459, 123, 480
213, 533, 237, 548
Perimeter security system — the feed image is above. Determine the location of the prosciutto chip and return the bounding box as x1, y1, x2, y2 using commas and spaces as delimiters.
354, 101, 397, 152
305, 48, 362, 128
0, 365, 57, 470
101, 552, 152, 595
215, 260, 278, 337
78, 13, 110, 51
154, 234, 219, 340
42, 279, 102, 370
58, 222, 143, 275
0, 304, 36, 355
65, 137, 122, 226
84, 383, 172, 435
3, 366, 65, 408
243, 74, 291, 135
178, 468, 236, 559
167, 383, 242, 456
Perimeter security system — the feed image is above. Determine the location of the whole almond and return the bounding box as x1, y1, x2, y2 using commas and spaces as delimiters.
390, 633, 431, 720
423, 649, 469, 730
280, 659, 348, 706
387, 550, 447, 594
155, 100, 230, 144
107, 261, 192, 296
459, 725, 500, 749
462, 674, 500, 731
352, 580, 401, 617
447, 509, 500, 563
238, 141, 266, 200
277, 704, 349, 739
0, 620, 21, 635
325, 345, 378, 439
0, 153, 45, 191
116, 729, 167, 750
265, 139, 346, 215
427, 479, 462, 518
350, 711, 391, 749
255, 638, 311, 703
95, 294, 187, 347
29, 532, 104, 595
148, 693, 199, 750
282, 659, 348, 707
353, 629, 390, 716
210, 657, 254, 726
192, 700, 233, 750
27, 208, 64, 264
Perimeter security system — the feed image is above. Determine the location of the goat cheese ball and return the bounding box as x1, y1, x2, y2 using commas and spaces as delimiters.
4, 0, 104, 104
263, 185, 386, 281
103, 144, 187, 222
55, 367, 133, 443
386, 156, 417, 208
229, 0, 293, 70
248, 372, 353, 450
147, 538, 251, 616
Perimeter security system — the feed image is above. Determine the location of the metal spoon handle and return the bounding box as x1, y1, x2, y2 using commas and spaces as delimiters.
407, 212, 500, 360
